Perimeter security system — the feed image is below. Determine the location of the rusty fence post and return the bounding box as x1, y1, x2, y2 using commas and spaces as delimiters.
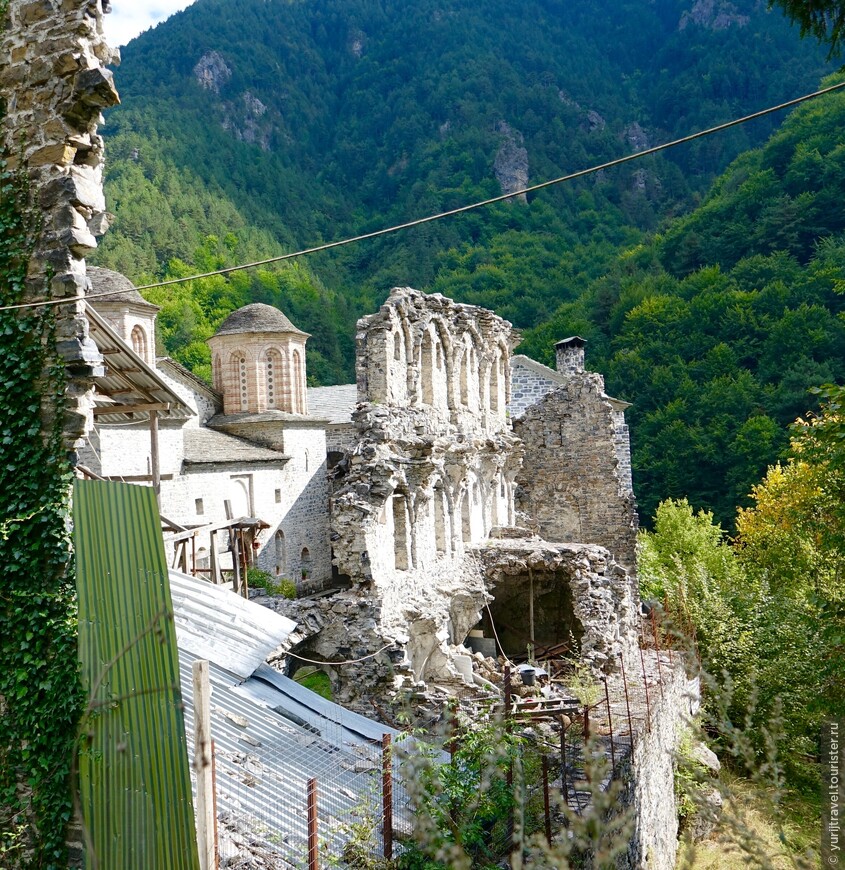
651, 609, 664, 697
639, 641, 651, 731
307, 778, 319, 870
603, 677, 616, 771
542, 754, 552, 846
559, 715, 568, 801
382, 734, 393, 861
618, 653, 635, 762
211, 739, 219, 870
447, 698, 459, 759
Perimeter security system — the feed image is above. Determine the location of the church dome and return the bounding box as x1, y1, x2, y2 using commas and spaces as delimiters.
88, 266, 159, 310
215, 303, 307, 337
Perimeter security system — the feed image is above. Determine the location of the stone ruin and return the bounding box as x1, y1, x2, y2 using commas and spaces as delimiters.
275, 288, 640, 708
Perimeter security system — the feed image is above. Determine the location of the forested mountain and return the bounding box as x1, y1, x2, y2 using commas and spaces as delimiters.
94, 0, 844, 524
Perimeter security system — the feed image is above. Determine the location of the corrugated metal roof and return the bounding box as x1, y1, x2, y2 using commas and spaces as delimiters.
171, 570, 419, 863
87, 304, 193, 423
179, 650, 408, 865
169, 570, 296, 679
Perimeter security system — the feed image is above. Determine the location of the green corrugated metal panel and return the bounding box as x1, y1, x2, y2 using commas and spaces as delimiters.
74, 479, 199, 870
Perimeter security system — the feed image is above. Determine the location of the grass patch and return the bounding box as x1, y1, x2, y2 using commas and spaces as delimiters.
294, 667, 333, 701
678, 768, 820, 869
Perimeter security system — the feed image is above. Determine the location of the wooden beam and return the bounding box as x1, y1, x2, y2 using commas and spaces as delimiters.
150, 409, 160, 504
192, 661, 215, 870
93, 402, 171, 416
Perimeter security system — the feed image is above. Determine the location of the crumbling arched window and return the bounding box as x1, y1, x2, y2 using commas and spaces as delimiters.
421, 331, 435, 406
393, 492, 411, 570
433, 485, 448, 554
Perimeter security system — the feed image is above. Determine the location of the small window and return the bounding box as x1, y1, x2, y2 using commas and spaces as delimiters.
275, 489, 282, 504
131, 325, 148, 360
195, 498, 204, 515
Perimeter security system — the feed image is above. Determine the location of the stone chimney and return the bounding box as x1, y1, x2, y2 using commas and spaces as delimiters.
555, 336, 586, 375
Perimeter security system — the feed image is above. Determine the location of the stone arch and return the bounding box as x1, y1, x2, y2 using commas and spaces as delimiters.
130, 324, 148, 361
262, 348, 283, 410
230, 350, 249, 412
274, 529, 287, 575
292, 349, 304, 414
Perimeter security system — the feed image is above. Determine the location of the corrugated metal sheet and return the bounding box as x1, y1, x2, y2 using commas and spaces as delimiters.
169, 569, 296, 680
243, 664, 395, 746
180, 650, 406, 864
87, 304, 193, 423
74, 480, 199, 870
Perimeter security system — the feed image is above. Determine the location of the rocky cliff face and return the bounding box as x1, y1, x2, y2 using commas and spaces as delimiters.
493, 121, 528, 202
193, 50, 232, 93
679, 0, 750, 31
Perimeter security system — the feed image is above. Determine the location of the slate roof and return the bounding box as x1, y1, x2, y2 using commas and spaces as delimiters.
157, 357, 222, 404
510, 354, 631, 410
88, 266, 159, 309
215, 303, 308, 337
182, 427, 291, 467
306, 384, 358, 424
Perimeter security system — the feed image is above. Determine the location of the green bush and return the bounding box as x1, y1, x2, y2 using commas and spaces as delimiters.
246, 567, 297, 598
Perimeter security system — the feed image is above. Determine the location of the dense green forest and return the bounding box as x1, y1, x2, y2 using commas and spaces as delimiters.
93, 0, 845, 526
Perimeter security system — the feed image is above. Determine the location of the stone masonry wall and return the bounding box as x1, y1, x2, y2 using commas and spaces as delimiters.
614, 659, 700, 870
509, 358, 560, 418
1, 0, 119, 451
473, 538, 640, 673
513, 374, 639, 576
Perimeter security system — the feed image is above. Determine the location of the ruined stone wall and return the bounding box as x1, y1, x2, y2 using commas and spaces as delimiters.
332, 289, 524, 681
472, 539, 640, 673
1, 0, 119, 451
513, 374, 639, 576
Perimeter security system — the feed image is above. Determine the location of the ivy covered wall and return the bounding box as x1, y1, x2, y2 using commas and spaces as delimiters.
0, 0, 119, 864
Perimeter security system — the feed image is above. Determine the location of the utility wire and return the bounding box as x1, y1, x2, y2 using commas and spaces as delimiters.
3, 80, 845, 314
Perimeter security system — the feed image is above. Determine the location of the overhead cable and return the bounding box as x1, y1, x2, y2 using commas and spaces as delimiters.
3, 80, 845, 314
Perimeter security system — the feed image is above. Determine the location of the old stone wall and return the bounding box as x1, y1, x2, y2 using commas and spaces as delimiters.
513, 373, 639, 576
613, 659, 700, 870
472, 538, 639, 673
1, 0, 119, 451
509, 355, 562, 418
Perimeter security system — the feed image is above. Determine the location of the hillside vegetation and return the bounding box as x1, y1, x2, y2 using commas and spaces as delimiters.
93, 0, 844, 525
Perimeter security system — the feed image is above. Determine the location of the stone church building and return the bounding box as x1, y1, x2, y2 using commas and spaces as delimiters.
81, 267, 640, 685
